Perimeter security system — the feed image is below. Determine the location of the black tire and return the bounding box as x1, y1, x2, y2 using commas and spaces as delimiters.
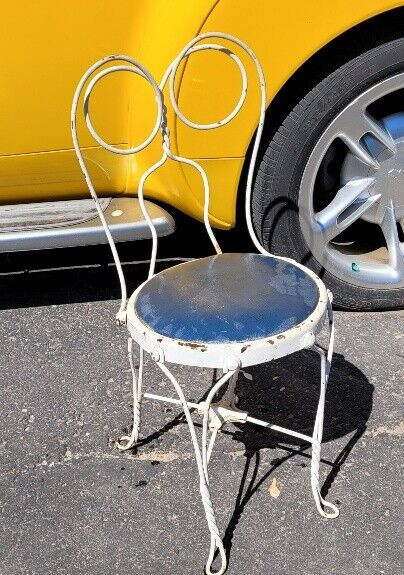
253, 37, 404, 310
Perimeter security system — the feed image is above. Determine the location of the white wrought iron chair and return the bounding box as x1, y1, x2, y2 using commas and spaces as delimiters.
71, 33, 339, 575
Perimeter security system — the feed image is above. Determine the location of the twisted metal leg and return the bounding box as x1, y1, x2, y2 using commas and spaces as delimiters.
157, 362, 236, 575
201, 370, 239, 481
310, 298, 339, 518
116, 338, 144, 451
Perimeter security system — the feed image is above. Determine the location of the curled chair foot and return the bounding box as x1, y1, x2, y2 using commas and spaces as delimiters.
312, 482, 340, 518
116, 434, 137, 451
319, 497, 340, 519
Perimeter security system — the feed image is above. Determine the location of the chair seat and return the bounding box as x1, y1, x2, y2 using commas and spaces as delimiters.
132, 253, 320, 344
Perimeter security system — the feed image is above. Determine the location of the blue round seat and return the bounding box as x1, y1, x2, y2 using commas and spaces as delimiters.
133, 253, 319, 344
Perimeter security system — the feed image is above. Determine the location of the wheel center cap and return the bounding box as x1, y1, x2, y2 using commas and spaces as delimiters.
362, 141, 404, 223
386, 165, 404, 199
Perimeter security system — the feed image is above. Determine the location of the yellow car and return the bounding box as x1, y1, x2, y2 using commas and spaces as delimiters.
1, 1, 403, 309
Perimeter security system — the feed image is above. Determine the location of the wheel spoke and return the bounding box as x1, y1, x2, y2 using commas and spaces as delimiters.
380, 201, 404, 278
364, 113, 397, 154
315, 177, 378, 243
339, 110, 396, 169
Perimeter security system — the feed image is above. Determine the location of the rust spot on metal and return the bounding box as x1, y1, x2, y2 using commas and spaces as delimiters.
241, 344, 251, 353
277, 334, 286, 340
268, 339, 274, 345
178, 341, 208, 351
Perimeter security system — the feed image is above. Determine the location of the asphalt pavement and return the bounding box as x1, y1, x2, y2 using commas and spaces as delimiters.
0, 230, 403, 575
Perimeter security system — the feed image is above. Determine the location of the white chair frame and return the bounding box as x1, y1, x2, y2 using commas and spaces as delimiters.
71, 33, 339, 575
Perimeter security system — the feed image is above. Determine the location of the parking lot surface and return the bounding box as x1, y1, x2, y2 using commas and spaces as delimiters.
0, 237, 403, 575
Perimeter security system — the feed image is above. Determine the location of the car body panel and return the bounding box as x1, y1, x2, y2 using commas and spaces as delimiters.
0, 0, 401, 228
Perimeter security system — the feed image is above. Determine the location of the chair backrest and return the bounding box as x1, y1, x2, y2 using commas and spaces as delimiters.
71, 33, 267, 324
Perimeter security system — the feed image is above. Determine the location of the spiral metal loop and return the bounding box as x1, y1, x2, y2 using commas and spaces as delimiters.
83, 63, 163, 154
167, 43, 248, 130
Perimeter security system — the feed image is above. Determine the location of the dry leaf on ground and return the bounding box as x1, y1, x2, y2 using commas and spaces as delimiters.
269, 477, 280, 498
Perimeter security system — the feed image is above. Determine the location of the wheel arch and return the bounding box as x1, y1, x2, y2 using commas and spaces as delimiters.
236, 5, 404, 223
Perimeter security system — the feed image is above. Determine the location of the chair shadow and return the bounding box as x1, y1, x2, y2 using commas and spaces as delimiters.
216, 350, 372, 568
137, 350, 373, 572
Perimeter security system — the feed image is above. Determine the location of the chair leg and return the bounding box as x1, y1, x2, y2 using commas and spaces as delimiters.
310, 298, 339, 518
116, 338, 144, 451
201, 369, 239, 481
218, 370, 239, 410
157, 361, 231, 575
310, 346, 339, 518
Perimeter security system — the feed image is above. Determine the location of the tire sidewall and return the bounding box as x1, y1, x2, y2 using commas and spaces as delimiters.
256, 38, 404, 309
